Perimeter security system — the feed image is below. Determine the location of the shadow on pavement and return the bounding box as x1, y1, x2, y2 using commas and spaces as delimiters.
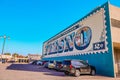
44, 73, 70, 77
6, 63, 54, 73
6, 63, 65, 77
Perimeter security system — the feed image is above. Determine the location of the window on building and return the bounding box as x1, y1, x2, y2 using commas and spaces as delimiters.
111, 18, 120, 28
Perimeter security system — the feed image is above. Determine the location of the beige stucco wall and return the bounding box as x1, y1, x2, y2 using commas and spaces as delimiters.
111, 27, 120, 43
109, 4, 120, 21
110, 4, 120, 43
110, 4, 120, 76
1, 55, 12, 59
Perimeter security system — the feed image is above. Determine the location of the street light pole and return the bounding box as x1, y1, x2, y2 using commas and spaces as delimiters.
1, 36, 6, 55
0, 35, 10, 63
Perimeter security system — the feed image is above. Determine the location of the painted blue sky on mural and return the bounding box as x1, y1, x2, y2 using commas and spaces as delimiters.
0, 0, 120, 55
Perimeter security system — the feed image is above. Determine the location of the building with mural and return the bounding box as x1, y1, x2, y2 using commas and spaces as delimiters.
42, 2, 120, 77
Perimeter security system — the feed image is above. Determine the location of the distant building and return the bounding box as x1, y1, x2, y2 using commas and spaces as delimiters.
28, 54, 41, 61
13, 55, 29, 63
0, 54, 29, 63
0, 54, 12, 62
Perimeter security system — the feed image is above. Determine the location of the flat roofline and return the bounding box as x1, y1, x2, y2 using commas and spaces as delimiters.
110, 3, 120, 9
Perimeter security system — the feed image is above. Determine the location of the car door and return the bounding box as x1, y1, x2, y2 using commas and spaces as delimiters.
79, 61, 91, 74
62, 61, 71, 71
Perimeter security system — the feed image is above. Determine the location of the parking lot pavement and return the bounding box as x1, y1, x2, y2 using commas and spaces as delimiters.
0, 63, 119, 80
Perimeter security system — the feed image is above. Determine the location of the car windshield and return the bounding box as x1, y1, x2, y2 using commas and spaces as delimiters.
56, 62, 62, 64
79, 61, 88, 66
50, 61, 54, 63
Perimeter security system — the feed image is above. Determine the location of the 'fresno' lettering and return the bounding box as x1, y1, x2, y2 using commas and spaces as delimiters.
45, 26, 92, 55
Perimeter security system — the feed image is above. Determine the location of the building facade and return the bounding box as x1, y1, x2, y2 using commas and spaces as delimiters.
42, 2, 120, 77
28, 54, 41, 62
13, 56, 29, 63
0, 54, 12, 62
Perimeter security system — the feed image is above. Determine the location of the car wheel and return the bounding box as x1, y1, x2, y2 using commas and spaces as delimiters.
74, 70, 80, 77
64, 71, 69, 75
91, 69, 96, 76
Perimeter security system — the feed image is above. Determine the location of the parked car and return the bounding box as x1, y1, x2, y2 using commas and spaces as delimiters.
43, 62, 49, 68
61, 60, 96, 77
7, 60, 15, 63
54, 61, 63, 71
42, 60, 48, 66
48, 61, 56, 69
2, 59, 6, 63
37, 60, 43, 65
29, 60, 38, 65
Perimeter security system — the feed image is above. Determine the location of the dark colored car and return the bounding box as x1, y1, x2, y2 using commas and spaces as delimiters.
54, 61, 63, 71
2, 59, 6, 63
61, 60, 96, 77
43, 62, 49, 68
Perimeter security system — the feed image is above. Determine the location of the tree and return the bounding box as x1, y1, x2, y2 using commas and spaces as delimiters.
4, 53, 11, 55
12, 53, 19, 57
25, 56, 28, 58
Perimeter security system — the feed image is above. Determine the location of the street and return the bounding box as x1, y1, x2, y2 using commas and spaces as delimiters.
0, 63, 119, 80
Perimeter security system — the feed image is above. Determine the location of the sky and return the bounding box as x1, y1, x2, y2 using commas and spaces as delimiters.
0, 0, 120, 56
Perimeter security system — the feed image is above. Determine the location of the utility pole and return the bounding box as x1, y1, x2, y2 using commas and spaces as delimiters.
0, 35, 10, 63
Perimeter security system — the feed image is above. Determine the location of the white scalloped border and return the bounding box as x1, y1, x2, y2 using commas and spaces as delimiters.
44, 6, 108, 58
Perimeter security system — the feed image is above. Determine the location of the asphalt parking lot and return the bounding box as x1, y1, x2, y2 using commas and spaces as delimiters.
0, 63, 119, 80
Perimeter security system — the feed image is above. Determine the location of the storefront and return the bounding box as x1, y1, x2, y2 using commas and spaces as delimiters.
42, 2, 120, 77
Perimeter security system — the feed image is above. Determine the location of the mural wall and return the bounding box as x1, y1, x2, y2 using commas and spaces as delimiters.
42, 2, 115, 77
43, 8, 108, 57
